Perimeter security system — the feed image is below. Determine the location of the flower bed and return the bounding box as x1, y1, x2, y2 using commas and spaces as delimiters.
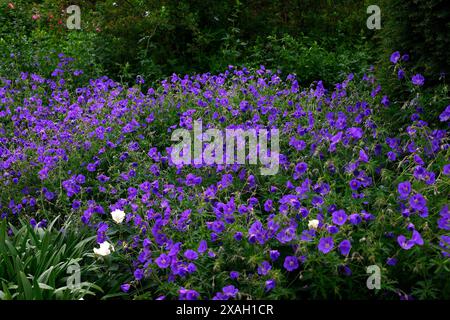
0, 53, 449, 299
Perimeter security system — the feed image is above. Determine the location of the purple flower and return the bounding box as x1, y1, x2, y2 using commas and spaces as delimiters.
265, 279, 276, 291
134, 268, 144, 281
179, 288, 200, 300
390, 51, 401, 64
276, 227, 296, 243
413, 155, 425, 165
439, 105, 450, 122
198, 240, 208, 253
219, 174, 233, 189
361, 211, 375, 221
438, 205, 449, 230
30, 219, 37, 228
423, 171, 435, 185
248, 220, 267, 244
386, 257, 398, 266
269, 250, 280, 261
359, 149, 369, 162
409, 194, 427, 211
86, 163, 96, 172
397, 235, 415, 250
397, 181, 411, 199
411, 230, 424, 246
184, 249, 198, 260
349, 213, 362, 225
283, 256, 299, 272
349, 179, 361, 190
96, 222, 108, 244
439, 235, 450, 257
411, 74, 425, 86
208, 220, 225, 233
222, 285, 238, 298
387, 151, 397, 161
264, 199, 273, 212
443, 164, 450, 175
257, 261, 272, 275
338, 239, 351, 256
338, 265, 352, 276
413, 166, 426, 180
185, 173, 202, 186
120, 283, 131, 292
97, 174, 110, 183
328, 225, 339, 234
230, 271, 239, 280
318, 237, 334, 254
332, 210, 347, 226
155, 253, 171, 268
346, 127, 363, 140
293, 162, 308, 179
311, 195, 324, 207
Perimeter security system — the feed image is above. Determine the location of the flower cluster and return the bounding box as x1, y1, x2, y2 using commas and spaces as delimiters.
0, 52, 448, 299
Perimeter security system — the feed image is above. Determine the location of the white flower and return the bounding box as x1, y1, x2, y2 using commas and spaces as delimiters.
308, 219, 319, 229
93, 241, 114, 256
111, 209, 125, 224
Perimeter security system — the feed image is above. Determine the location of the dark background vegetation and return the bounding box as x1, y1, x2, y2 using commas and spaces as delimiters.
1, 0, 448, 86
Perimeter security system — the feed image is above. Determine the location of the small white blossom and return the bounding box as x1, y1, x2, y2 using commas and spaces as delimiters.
308, 219, 319, 229
93, 241, 114, 256
111, 209, 125, 224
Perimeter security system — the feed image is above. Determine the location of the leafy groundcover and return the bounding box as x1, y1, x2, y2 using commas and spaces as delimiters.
0, 52, 449, 300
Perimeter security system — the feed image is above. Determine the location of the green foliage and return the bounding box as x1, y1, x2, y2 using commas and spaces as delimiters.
92, 0, 373, 86
373, 0, 450, 127
378, 0, 450, 84
0, 218, 101, 300
242, 33, 373, 86
375, 53, 450, 132
0, 0, 103, 81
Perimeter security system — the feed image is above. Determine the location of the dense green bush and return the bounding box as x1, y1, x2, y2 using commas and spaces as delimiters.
242, 34, 373, 86
374, 54, 449, 132
4, 0, 448, 92
92, 0, 374, 85
378, 0, 450, 84
0, 0, 102, 82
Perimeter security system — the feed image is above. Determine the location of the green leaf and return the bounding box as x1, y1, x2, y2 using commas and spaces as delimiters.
18, 272, 33, 300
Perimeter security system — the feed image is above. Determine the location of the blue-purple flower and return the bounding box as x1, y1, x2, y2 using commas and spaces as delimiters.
338, 239, 351, 256
283, 256, 299, 272
390, 51, 401, 64
411, 74, 425, 86
318, 237, 334, 254
397, 181, 411, 199
332, 210, 347, 226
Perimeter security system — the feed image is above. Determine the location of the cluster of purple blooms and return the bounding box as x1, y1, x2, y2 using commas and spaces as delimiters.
0, 52, 448, 300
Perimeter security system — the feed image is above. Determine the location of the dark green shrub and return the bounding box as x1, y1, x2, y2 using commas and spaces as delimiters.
378, 0, 450, 84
